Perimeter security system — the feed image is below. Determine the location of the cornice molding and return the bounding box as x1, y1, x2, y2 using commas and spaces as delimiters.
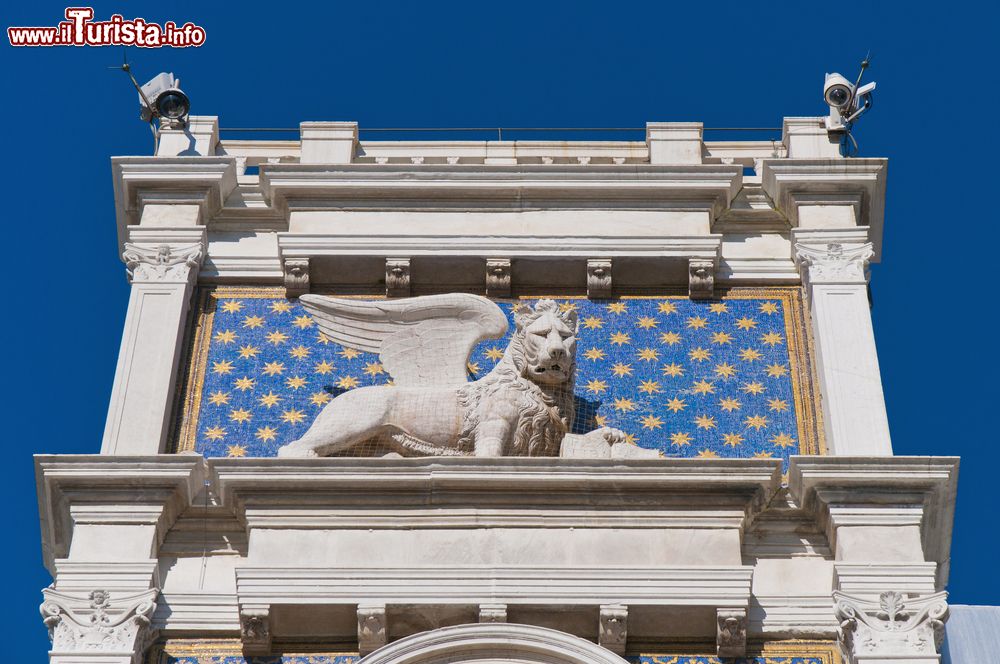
276, 232, 723, 260
111, 157, 238, 248
760, 158, 887, 260
787, 456, 959, 588
34, 455, 206, 573
259, 164, 743, 217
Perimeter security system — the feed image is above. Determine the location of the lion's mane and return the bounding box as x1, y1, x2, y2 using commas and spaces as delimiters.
455, 302, 576, 456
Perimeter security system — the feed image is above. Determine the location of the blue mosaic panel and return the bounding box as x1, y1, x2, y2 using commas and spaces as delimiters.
179, 292, 817, 466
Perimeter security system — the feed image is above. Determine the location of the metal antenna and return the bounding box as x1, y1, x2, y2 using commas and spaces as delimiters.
110, 48, 159, 153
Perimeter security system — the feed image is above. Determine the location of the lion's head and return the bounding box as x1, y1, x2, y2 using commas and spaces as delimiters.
512, 299, 578, 386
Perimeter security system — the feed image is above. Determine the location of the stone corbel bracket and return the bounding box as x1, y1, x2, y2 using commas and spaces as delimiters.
598, 604, 627, 654
788, 456, 960, 590
386, 258, 411, 297
688, 258, 716, 300
479, 603, 508, 623
111, 157, 237, 248
40, 588, 158, 663
239, 605, 271, 655
716, 607, 747, 658
34, 456, 206, 576
283, 257, 310, 298
834, 590, 948, 664
587, 259, 612, 299
760, 158, 887, 260
358, 603, 388, 655
486, 258, 512, 297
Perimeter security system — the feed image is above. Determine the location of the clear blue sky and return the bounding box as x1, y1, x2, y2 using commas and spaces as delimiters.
4, 1, 998, 659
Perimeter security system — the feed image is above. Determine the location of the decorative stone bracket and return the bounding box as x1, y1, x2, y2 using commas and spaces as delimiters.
689, 259, 715, 300
239, 606, 271, 655
834, 590, 948, 664
386, 258, 411, 298
587, 259, 613, 299
40, 588, 157, 664
479, 603, 508, 623
598, 604, 627, 654
359, 603, 388, 655
486, 259, 512, 297
716, 608, 747, 658
283, 257, 311, 298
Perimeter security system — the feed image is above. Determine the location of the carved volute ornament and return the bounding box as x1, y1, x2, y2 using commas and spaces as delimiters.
122, 243, 203, 283
40, 589, 157, 662
834, 590, 949, 663
795, 242, 874, 286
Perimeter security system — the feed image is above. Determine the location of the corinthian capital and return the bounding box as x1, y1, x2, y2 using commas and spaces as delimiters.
122, 243, 203, 283
834, 590, 948, 664
40, 588, 157, 663
794, 242, 873, 286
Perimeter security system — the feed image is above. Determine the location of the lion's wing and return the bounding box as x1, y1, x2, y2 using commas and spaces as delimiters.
298, 293, 509, 386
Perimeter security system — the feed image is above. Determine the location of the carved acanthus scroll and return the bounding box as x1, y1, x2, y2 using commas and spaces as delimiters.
834, 590, 948, 663
795, 242, 874, 286
40, 589, 157, 662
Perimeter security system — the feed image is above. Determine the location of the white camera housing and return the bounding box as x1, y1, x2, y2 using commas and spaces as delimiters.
138, 72, 183, 122
824, 72, 854, 109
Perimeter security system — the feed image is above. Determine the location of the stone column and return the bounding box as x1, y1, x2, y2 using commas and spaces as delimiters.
101, 226, 206, 455
794, 232, 892, 455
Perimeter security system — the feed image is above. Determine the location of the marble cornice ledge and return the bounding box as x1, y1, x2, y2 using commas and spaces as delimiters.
759, 158, 887, 259
111, 156, 238, 247
277, 233, 723, 260
786, 456, 959, 588
208, 457, 781, 529
34, 455, 207, 573
258, 163, 743, 216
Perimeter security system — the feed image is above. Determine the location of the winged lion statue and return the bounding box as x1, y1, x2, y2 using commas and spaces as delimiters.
276, 293, 659, 459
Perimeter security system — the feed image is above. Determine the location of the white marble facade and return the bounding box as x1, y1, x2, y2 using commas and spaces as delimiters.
34, 117, 958, 664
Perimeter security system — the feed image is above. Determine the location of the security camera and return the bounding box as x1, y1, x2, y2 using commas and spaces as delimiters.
824, 73, 854, 110
138, 72, 190, 124
823, 66, 875, 133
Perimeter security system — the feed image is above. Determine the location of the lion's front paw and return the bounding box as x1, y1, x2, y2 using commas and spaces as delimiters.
594, 426, 628, 446
277, 444, 318, 458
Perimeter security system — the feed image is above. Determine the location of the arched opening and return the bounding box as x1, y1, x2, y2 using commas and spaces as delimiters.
359, 623, 630, 664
